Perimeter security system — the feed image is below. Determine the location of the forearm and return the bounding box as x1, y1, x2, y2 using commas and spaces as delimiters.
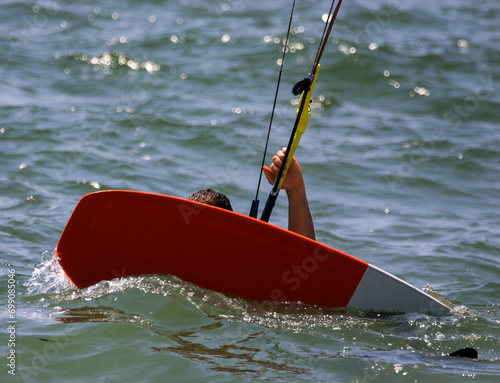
286, 184, 316, 240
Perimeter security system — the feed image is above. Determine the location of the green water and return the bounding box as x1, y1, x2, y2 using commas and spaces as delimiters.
1, 0, 499, 381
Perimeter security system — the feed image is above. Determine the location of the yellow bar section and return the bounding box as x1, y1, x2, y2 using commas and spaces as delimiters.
278, 63, 320, 189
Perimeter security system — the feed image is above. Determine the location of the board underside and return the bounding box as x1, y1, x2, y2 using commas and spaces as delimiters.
55, 190, 450, 313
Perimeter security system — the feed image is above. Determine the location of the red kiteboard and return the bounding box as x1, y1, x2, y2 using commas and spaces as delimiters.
55, 190, 451, 313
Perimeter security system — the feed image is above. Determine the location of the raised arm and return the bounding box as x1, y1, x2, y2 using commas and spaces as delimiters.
262, 148, 316, 240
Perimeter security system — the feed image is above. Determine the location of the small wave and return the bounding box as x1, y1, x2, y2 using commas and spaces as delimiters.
58, 274, 178, 303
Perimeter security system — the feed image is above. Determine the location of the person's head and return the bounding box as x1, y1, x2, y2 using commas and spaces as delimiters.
188, 189, 233, 211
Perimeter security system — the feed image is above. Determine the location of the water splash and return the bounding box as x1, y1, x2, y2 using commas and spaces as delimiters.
25, 253, 490, 368
25, 252, 459, 335
25, 250, 73, 295
25, 253, 354, 332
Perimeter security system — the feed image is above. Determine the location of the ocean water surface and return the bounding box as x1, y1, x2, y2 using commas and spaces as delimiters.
1, 0, 499, 381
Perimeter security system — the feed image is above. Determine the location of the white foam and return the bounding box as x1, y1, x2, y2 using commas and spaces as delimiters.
25, 250, 73, 295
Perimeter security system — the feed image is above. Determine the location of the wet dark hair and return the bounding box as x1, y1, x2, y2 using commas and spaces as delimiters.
188, 189, 233, 211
